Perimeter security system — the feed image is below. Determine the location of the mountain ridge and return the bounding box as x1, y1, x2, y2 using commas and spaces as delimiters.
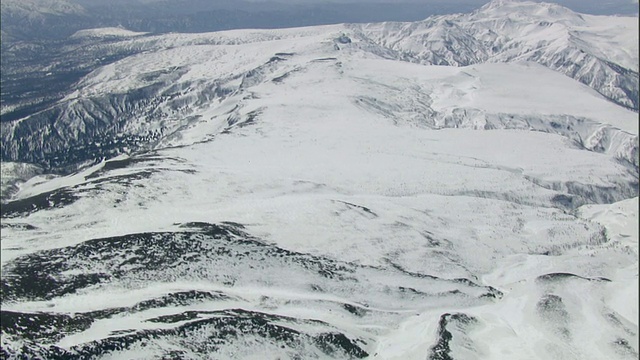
1, 0, 638, 179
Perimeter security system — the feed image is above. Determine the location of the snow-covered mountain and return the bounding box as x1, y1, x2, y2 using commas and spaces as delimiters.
358, 0, 639, 109
0, 0, 88, 43
0, 0, 85, 18
1, 0, 637, 173
1, 0, 638, 359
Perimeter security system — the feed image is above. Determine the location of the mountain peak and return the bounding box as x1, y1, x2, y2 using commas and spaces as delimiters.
483, 0, 521, 7
477, 0, 585, 24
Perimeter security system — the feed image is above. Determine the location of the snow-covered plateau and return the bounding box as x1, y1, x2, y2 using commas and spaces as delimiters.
0, 0, 638, 359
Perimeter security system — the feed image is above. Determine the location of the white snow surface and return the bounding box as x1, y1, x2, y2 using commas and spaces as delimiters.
70, 27, 149, 39
1, 1, 638, 359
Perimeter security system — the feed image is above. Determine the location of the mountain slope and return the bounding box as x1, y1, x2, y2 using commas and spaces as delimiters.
1, 1, 638, 175
1, 1, 638, 359
355, 0, 639, 109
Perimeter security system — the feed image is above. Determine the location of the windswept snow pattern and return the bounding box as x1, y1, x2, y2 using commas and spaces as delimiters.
1, 0, 638, 359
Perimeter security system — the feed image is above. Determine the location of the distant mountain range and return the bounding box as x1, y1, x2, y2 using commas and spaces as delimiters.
2, 0, 637, 44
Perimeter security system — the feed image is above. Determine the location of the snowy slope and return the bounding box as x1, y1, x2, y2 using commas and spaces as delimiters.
70, 27, 149, 40
355, 0, 639, 108
2, 31, 638, 172
1, 0, 638, 359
